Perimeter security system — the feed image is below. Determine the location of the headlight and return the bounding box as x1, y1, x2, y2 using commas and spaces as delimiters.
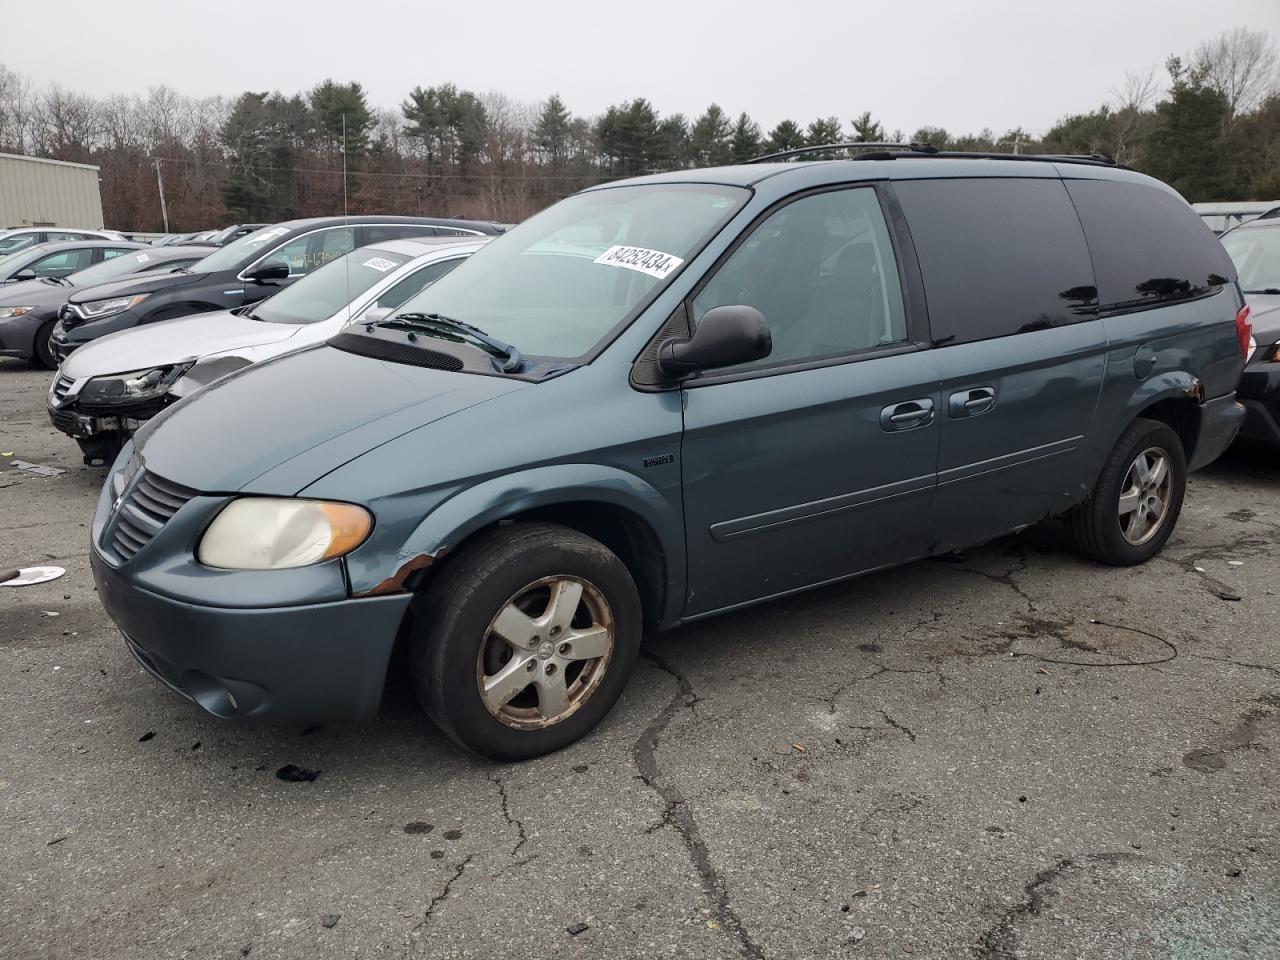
197, 498, 373, 570
78, 365, 187, 405
0, 305, 35, 319
74, 293, 149, 320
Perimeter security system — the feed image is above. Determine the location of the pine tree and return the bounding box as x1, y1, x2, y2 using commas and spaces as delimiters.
850, 111, 884, 142
765, 119, 806, 153
730, 112, 763, 162
690, 104, 734, 166
533, 94, 572, 166
806, 116, 844, 146
1144, 57, 1234, 200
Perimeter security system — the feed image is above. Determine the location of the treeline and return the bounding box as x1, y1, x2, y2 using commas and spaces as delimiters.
0, 27, 1275, 231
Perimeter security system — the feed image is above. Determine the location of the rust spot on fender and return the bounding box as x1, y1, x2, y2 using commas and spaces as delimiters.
356, 554, 434, 597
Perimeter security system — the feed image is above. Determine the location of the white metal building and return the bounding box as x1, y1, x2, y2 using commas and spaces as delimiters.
0, 153, 104, 230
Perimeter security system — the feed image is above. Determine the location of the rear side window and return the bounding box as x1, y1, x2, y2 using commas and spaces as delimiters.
1065, 179, 1235, 313
895, 178, 1097, 346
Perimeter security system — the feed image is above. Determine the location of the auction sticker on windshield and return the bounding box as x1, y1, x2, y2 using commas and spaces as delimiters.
593, 245, 684, 280
362, 257, 398, 272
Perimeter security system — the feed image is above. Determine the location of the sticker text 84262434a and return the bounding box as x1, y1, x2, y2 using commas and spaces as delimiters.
593, 245, 684, 281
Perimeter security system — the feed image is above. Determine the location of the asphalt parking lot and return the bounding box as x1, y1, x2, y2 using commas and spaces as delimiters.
1, 358, 1278, 960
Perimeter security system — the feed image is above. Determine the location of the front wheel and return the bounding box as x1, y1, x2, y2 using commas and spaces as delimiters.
1066, 417, 1186, 565
410, 522, 642, 760
33, 320, 57, 370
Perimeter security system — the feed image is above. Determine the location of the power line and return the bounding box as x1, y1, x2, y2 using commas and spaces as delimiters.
152, 154, 618, 183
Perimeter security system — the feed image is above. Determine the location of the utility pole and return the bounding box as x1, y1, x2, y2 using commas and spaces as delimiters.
153, 157, 170, 233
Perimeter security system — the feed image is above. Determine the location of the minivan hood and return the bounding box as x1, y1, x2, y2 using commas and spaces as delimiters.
63, 310, 299, 379
67, 270, 203, 304
134, 342, 526, 493
1246, 293, 1280, 344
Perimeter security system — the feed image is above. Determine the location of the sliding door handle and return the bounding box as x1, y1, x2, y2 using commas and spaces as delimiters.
880, 398, 935, 431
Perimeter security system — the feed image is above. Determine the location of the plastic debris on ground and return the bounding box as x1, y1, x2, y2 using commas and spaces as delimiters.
8, 459, 66, 478
1, 566, 67, 587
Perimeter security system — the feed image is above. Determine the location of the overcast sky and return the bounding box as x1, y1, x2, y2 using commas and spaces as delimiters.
7, 0, 1278, 135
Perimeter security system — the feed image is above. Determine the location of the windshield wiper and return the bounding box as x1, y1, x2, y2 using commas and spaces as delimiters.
375, 312, 523, 372
41, 276, 71, 286
1244, 288, 1280, 295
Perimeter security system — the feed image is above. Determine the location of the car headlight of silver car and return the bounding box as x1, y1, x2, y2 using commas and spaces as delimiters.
78, 364, 189, 405
0, 305, 35, 319
197, 498, 374, 570
74, 293, 149, 320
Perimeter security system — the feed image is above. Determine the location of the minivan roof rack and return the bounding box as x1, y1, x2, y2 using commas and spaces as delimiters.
748, 142, 1121, 169
747, 142, 936, 163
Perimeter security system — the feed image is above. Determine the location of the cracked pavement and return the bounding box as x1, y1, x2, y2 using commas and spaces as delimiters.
2, 360, 1278, 959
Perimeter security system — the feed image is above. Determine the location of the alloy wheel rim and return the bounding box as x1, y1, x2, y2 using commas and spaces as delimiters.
476, 576, 614, 730
1117, 446, 1173, 546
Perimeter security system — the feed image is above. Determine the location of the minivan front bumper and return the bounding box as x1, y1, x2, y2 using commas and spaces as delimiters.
90, 448, 413, 723
92, 547, 411, 721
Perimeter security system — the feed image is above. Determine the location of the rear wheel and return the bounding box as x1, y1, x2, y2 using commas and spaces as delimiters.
410, 522, 642, 760
1066, 417, 1186, 565
33, 320, 57, 370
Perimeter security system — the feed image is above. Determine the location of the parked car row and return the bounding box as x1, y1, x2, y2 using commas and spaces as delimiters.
0, 215, 502, 373
0, 226, 128, 255
49, 150, 1252, 762
146, 224, 270, 248
0, 245, 211, 367
49, 234, 490, 463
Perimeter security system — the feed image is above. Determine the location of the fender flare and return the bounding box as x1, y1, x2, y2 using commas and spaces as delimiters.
1083, 371, 1204, 479
360, 463, 686, 625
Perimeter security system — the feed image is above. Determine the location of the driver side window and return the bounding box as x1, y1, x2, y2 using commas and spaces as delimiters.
691, 188, 907, 371
265, 228, 356, 277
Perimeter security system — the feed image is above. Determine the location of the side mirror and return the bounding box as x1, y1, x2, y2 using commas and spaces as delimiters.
658, 305, 772, 377
244, 260, 290, 283
14, 268, 36, 281
360, 306, 393, 326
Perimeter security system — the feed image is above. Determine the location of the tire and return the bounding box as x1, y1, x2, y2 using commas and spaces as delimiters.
1066, 417, 1186, 565
409, 521, 642, 761
33, 320, 57, 370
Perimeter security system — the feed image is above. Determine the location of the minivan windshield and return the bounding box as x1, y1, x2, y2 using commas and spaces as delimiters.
1222, 226, 1280, 292
388, 183, 748, 359
250, 248, 410, 324
189, 225, 287, 274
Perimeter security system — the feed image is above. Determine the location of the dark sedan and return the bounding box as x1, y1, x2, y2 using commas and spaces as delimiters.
1222, 219, 1280, 446
51, 216, 504, 360
0, 246, 211, 368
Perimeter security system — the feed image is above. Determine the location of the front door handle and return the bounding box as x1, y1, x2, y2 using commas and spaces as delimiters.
948, 387, 996, 418
880, 398, 935, 432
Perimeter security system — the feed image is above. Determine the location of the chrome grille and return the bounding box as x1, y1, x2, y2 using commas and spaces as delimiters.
51, 374, 74, 404
103, 464, 197, 562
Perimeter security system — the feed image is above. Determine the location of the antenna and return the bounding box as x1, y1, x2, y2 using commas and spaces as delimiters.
343, 112, 351, 321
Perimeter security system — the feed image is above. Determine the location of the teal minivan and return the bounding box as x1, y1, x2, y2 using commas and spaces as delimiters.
89, 147, 1248, 759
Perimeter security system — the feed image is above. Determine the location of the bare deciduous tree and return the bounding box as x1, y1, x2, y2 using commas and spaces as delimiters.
1195, 27, 1279, 117
1111, 67, 1161, 113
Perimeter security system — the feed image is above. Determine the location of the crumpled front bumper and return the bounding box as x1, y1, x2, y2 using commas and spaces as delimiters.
90, 448, 412, 721
93, 548, 411, 721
